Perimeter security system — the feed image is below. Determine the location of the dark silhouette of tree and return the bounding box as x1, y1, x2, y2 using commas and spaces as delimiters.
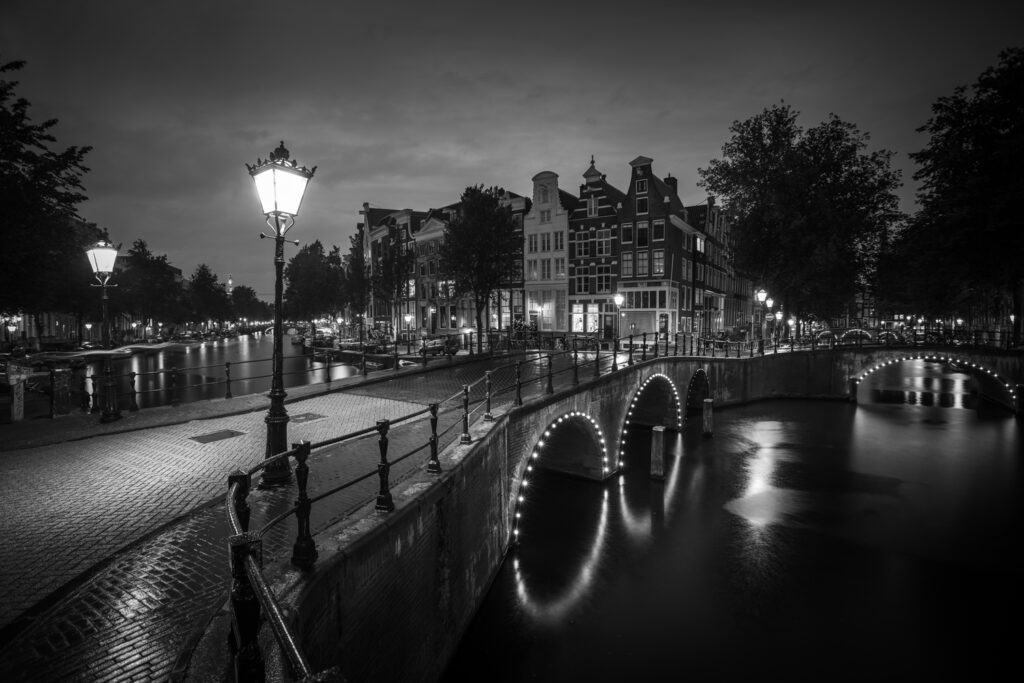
231, 285, 271, 322
187, 264, 231, 324
345, 227, 370, 340
438, 185, 519, 352
699, 103, 902, 322
284, 240, 344, 329
883, 47, 1023, 338
118, 239, 185, 325
0, 58, 94, 332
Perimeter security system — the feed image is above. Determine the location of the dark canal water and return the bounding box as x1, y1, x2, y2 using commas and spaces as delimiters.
91, 334, 359, 409
442, 360, 1021, 681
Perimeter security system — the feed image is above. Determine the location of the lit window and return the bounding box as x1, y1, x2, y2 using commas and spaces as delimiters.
653, 249, 664, 275
554, 257, 566, 278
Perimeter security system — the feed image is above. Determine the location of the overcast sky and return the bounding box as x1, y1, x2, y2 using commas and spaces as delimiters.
2, 1, 1020, 298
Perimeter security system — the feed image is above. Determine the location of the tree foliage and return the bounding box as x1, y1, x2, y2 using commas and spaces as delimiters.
117, 240, 185, 323
283, 240, 344, 324
881, 47, 1024, 333
698, 103, 902, 320
187, 264, 231, 323
438, 185, 519, 351
0, 58, 94, 318
231, 285, 271, 321
345, 227, 370, 336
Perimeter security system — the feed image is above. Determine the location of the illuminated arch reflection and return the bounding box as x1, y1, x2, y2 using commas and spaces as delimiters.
852, 354, 1016, 404
617, 373, 683, 469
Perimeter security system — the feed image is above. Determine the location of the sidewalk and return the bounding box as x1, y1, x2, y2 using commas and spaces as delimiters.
0, 351, 562, 682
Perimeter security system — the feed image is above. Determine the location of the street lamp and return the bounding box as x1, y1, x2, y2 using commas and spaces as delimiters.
774, 310, 782, 342
404, 313, 413, 353
247, 141, 316, 486
86, 239, 122, 423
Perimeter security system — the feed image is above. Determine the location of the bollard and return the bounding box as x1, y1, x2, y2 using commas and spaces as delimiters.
51, 367, 72, 417
484, 371, 494, 421
650, 425, 666, 481
515, 361, 523, 406
228, 531, 263, 680
290, 440, 317, 569
460, 384, 472, 444
849, 377, 858, 404
702, 398, 713, 437
224, 362, 233, 399
128, 371, 139, 411
427, 403, 442, 473
375, 419, 395, 511
9, 378, 25, 422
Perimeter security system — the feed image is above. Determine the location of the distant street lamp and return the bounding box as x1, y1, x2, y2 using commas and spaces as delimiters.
247, 141, 316, 486
86, 239, 121, 423
404, 313, 413, 354
774, 310, 782, 342
85, 322, 93, 340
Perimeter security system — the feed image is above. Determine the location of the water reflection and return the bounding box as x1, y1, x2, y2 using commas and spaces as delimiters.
863, 359, 975, 409
83, 335, 359, 408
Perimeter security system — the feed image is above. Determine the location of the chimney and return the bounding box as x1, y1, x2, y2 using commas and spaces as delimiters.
664, 174, 678, 194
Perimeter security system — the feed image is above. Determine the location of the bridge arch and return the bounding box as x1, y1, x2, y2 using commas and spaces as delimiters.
684, 367, 710, 414
616, 372, 684, 470
511, 410, 609, 542
851, 352, 1018, 407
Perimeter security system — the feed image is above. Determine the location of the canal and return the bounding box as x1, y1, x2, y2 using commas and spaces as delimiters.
92, 333, 360, 409
442, 360, 1021, 681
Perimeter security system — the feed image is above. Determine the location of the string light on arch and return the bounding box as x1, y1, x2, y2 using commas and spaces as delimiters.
617, 373, 684, 470
511, 411, 609, 541
851, 353, 1017, 401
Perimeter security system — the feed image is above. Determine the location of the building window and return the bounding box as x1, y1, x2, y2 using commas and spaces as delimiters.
556, 290, 566, 328
621, 223, 633, 244
653, 220, 665, 241
596, 265, 611, 293
528, 259, 538, 280
653, 249, 665, 275
428, 260, 437, 276
637, 250, 649, 277
637, 221, 649, 248
528, 234, 538, 253
541, 233, 551, 251
540, 186, 549, 204
554, 257, 566, 278
540, 209, 551, 223
587, 196, 598, 217
696, 263, 704, 281
575, 232, 590, 258
541, 259, 551, 279
636, 197, 648, 215
621, 252, 633, 278
419, 263, 426, 277
596, 229, 611, 257
696, 236, 705, 253
554, 231, 564, 250
636, 178, 648, 194
513, 213, 523, 228
575, 266, 590, 294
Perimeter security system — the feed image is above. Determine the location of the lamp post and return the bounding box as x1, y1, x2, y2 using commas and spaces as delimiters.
774, 310, 782, 342
247, 141, 316, 486
87, 239, 122, 423
755, 288, 767, 342
404, 313, 413, 353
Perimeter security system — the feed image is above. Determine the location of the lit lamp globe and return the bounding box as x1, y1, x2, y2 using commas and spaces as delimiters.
86, 240, 118, 279
755, 288, 767, 304
613, 293, 624, 307
775, 311, 783, 321
765, 297, 774, 309
247, 141, 316, 226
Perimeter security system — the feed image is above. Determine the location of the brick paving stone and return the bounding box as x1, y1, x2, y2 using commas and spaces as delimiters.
0, 350, 617, 681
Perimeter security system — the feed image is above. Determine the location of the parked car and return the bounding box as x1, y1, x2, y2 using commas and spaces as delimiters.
421, 336, 460, 356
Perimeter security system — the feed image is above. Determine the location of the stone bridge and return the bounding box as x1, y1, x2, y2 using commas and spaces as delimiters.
263, 346, 1023, 682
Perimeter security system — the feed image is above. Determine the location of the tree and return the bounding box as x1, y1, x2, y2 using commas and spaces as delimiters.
345, 227, 371, 340
231, 285, 271, 322
284, 240, 344, 329
891, 47, 1024, 338
438, 185, 519, 352
698, 103, 902, 324
0, 58, 94, 326
187, 264, 231, 325
118, 239, 185, 325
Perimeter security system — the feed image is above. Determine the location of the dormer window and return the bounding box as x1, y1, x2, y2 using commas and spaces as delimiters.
636, 179, 648, 194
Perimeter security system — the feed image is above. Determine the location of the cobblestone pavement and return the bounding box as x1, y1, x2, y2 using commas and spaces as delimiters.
0, 349, 617, 682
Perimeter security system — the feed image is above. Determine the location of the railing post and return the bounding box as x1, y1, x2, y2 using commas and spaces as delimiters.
169, 366, 179, 406
128, 371, 139, 411
228, 530, 263, 682
628, 334, 635, 366
447, 334, 454, 364
711, 342, 716, 358
612, 337, 619, 371
469, 331, 474, 355
642, 333, 648, 362
90, 373, 101, 413
421, 341, 428, 367
225, 362, 233, 399
427, 403, 441, 473
361, 340, 367, 376
515, 361, 523, 406
674, 333, 679, 356
690, 334, 695, 356
749, 340, 754, 358
228, 470, 252, 532
375, 419, 394, 512
460, 384, 472, 444
593, 341, 601, 379
573, 343, 580, 385
546, 353, 554, 395
484, 370, 494, 421
653, 332, 659, 358
79, 369, 90, 413
290, 440, 317, 569
393, 338, 399, 372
